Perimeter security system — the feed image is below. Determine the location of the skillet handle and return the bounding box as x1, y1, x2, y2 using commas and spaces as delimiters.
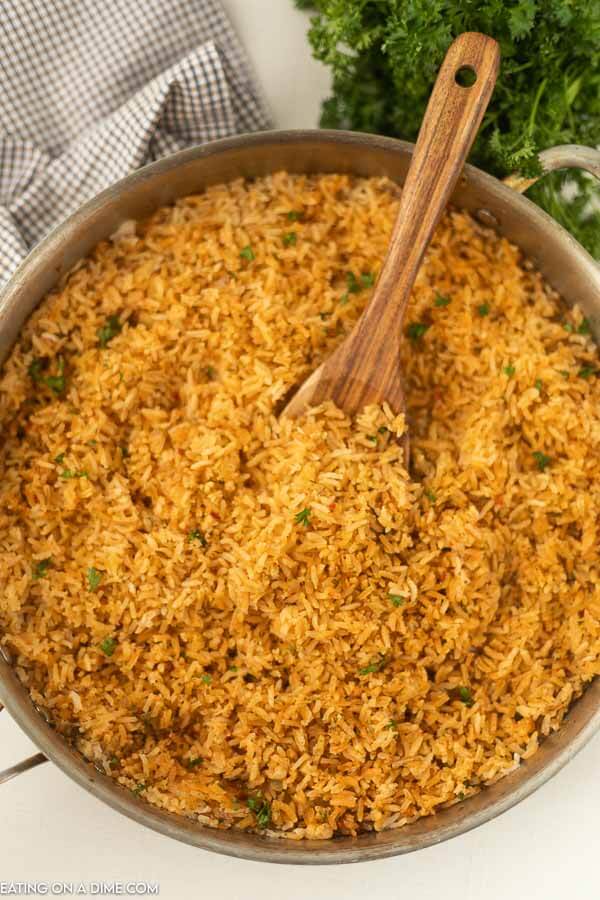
505, 144, 600, 193
0, 703, 48, 784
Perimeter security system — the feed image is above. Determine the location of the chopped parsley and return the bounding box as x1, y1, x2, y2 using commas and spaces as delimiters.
346, 271, 362, 294
98, 315, 122, 348
564, 321, 574, 333
406, 322, 430, 342
60, 469, 88, 480
100, 637, 117, 657
360, 271, 375, 288
534, 378, 543, 392
389, 594, 405, 607
294, 507, 311, 527
385, 719, 398, 730
205, 366, 216, 380
503, 365, 516, 377
560, 370, 570, 378
44, 356, 66, 395
247, 794, 271, 828
54, 453, 65, 464
282, 232, 297, 246
132, 782, 146, 796
345, 270, 374, 296
32, 558, 52, 580
532, 451, 551, 471
378, 425, 388, 434
424, 489, 436, 503
359, 653, 388, 676
187, 757, 203, 769
29, 356, 66, 395
200, 674, 212, 685
287, 210, 302, 222
188, 528, 208, 547
458, 791, 466, 801
579, 366, 597, 379
28, 357, 45, 381
577, 318, 591, 335
120, 444, 130, 458
239, 245, 255, 261
458, 686, 474, 707
366, 434, 377, 443
477, 303, 490, 317
87, 567, 103, 592
434, 294, 451, 307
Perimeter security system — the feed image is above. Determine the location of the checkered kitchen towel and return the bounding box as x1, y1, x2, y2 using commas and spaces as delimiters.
0, 0, 271, 286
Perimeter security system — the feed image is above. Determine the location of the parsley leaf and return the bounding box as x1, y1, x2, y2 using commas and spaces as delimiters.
294, 507, 311, 527
389, 594, 405, 607
295, 1, 600, 257
477, 303, 490, 317
282, 232, 297, 246
60, 469, 88, 480
100, 637, 117, 657
44, 356, 66, 395
434, 294, 451, 307
346, 271, 362, 294
577, 318, 591, 335
188, 528, 208, 547
32, 558, 52, 580
29, 356, 67, 395
532, 451, 551, 471
98, 315, 122, 348
239, 245, 255, 261
579, 366, 597, 379
360, 271, 375, 288
287, 210, 302, 222
187, 757, 203, 769
87, 567, 103, 592
359, 653, 388, 676
247, 794, 271, 828
458, 686, 474, 707
406, 322, 430, 342
28, 357, 45, 382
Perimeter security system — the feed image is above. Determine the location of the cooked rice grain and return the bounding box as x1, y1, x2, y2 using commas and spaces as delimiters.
1, 172, 600, 838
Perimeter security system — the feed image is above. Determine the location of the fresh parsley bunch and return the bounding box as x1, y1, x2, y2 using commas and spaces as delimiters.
295, 0, 600, 257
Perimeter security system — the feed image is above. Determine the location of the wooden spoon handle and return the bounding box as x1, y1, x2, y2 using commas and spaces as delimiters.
353, 32, 500, 345
282, 32, 499, 422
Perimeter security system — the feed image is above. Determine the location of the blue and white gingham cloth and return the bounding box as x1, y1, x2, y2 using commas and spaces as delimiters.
0, 0, 271, 286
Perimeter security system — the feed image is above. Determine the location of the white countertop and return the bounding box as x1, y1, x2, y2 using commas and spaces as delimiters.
1, 2, 597, 897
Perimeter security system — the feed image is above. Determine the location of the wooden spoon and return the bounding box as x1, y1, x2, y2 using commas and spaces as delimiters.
283, 32, 500, 431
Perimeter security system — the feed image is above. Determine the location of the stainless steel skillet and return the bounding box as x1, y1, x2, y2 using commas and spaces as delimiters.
1, 130, 599, 864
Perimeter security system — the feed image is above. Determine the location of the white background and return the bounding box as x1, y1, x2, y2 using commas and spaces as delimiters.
1, 1, 599, 897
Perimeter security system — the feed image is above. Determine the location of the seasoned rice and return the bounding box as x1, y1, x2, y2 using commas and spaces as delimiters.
1, 172, 600, 839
